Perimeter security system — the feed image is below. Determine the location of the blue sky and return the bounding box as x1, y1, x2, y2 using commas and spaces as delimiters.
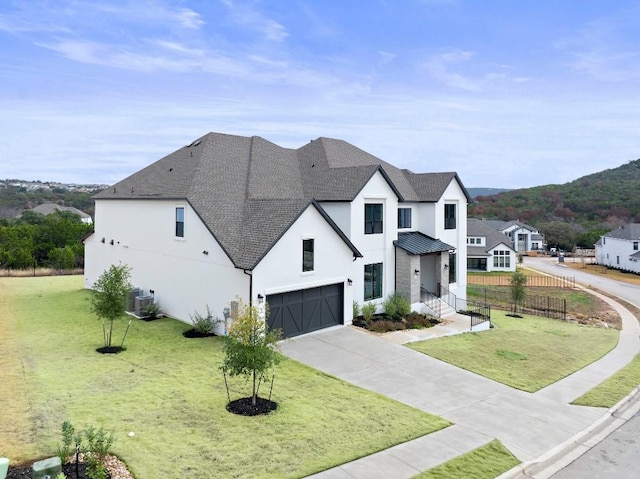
1, 1, 639, 188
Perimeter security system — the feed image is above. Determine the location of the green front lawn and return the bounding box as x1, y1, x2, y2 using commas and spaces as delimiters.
408, 311, 619, 392
414, 440, 520, 479
1, 276, 449, 478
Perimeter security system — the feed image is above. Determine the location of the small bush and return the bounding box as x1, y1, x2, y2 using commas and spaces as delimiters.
382, 292, 411, 322
190, 305, 219, 334
83, 425, 114, 479
55, 421, 76, 463
352, 301, 360, 318
361, 302, 376, 322
141, 302, 160, 319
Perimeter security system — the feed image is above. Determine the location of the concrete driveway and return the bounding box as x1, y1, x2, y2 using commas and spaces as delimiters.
281, 326, 605, 465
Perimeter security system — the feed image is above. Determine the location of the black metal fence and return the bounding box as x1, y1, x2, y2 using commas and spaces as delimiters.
469, 287, 567, 320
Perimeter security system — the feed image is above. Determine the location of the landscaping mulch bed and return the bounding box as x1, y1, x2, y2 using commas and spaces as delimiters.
182, 328, 217, 338
353, 312, 440, 333
226, 397, 277, 416
7, 455, 133, 479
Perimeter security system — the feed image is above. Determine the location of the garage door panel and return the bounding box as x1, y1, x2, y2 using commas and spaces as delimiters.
267, 283, 343, 338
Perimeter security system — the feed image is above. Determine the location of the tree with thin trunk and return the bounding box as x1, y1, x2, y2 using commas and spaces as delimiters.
221, 298, 281, 407
510, 269, 527, 315
91, 264, 133, 349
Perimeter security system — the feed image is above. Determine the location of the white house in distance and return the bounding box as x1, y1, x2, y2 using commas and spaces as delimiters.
481, 220, 544, 252
84, 132, 471, 338
595, 223, 640, 274
467, 219, 517, 272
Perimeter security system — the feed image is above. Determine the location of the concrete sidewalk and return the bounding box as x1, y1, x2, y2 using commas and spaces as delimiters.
280, 292, 639, 478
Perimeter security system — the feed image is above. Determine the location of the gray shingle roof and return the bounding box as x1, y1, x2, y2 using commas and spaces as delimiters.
467, 219, 515, 256
604, 223, 640, 241
95, 132, 466, 269
28, 202, 91, 219
394, 232, 454, 255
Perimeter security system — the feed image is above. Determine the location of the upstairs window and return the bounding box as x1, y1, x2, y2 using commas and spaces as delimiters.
365, 204, 383, 234
444, 204, 456, 229
397, 208, 412, 229
634, 242, 638, 251
175, 207, 185, 238
302, 239, 314, 272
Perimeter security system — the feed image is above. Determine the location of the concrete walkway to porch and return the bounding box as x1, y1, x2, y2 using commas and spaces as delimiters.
279, 290, 640, 479
379, 311, 484, 344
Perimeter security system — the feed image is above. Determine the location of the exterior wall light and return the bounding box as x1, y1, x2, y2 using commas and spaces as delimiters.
347, 278, 353, 286
257, 294, 264, 303
414, 269, 420, 275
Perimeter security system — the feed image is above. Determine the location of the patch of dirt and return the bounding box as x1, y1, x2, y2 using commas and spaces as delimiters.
226, 397, 277, 416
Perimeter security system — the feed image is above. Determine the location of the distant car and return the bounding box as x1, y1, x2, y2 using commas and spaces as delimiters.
550, 248, 557, 257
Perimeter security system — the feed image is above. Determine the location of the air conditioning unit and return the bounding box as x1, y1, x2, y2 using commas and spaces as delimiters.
135, 295, 154, 316
127, 288, 142, 312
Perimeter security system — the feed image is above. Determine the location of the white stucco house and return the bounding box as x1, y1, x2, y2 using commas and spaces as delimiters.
467, 219, 517, 272
481, 220, 544, 252
84, 132, 471, 338
595, 223, 640, 274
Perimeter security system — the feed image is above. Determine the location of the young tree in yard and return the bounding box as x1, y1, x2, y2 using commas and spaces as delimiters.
91, 264, 133, 350
221, 299, 281, 408
510, 270, 528, 315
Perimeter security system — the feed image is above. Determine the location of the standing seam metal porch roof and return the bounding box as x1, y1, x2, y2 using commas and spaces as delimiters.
94, 132, 468, 270
394, 232, 455, 255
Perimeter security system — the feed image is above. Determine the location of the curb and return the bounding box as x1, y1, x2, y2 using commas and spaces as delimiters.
496, 386, 640, 479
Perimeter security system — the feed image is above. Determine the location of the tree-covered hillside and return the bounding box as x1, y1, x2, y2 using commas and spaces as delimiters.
0, 185, 96, 219
469, 159, 640, 249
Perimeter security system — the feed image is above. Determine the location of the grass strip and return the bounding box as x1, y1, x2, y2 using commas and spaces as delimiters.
414, 439, 520, 479
408, 311, 618, 392
572, 353, 640, 407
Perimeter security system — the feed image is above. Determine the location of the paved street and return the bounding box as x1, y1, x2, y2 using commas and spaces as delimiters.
551, 411, 640, 479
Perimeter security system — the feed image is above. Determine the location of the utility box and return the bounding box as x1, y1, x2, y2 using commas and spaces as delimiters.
135, 295, 154, 316
32, 457, 61, 479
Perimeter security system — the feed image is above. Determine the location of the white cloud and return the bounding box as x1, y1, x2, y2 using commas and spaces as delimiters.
220, 0, 288, 42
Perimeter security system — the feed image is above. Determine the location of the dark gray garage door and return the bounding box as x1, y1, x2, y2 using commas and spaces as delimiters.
267, 283, 343, 338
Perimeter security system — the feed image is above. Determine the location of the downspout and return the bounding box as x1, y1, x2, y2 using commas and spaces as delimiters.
243, 269, 253, 307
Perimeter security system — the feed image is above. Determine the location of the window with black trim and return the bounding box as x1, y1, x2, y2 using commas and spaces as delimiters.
364, 263, 383, 300
444, 204, 456, 229
634, 242, 638, 251
365, 203, 383, 234
397, 208, 412, 229
175, 207, 185, 238
302, 239, 314, 272
448, 252, 456, 283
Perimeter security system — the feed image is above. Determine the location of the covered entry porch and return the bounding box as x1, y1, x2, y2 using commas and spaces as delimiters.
394, 231, 455, 305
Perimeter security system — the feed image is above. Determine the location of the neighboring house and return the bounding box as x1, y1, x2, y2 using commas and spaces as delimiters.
25, 203, 93, 224
481, 220, 544, 252
467, 219, 517, 272
84, 132, 471, 338
595, 223, 640, 274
